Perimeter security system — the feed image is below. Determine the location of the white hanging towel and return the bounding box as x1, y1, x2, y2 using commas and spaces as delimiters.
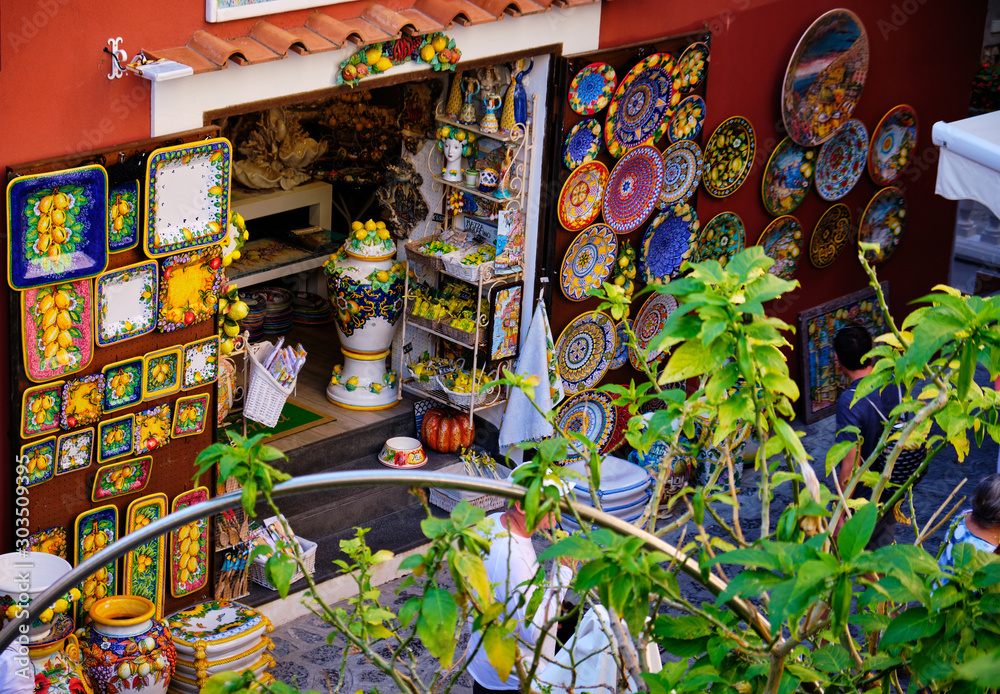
499, 301, 564, 448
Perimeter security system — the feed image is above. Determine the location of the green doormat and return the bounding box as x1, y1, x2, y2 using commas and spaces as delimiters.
219, 400, 335, 443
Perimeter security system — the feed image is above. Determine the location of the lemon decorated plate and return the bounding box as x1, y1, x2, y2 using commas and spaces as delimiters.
73, 504, 117, 622
97, 413, 135, 464
142, 345, 182, 400
102, 357, 144, 413
22, 279, 94, 383
172, 393, 210, 438
124, 492, 167, 617
91, 455, 152, 502
182, 335, 220, 390
170, 487, 210, 597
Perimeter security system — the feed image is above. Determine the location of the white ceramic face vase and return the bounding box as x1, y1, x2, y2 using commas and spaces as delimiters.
441, 138, 463, 181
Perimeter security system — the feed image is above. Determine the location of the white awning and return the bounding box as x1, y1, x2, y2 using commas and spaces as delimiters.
933, 111, 1000, 219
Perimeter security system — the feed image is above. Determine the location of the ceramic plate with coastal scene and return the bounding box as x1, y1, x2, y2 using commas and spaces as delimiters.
761, 137, 815, 216
858, 187, 906, 265
757, 215, 805, 280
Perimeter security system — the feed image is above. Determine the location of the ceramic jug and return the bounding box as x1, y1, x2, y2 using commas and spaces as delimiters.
29, 614, 95, 694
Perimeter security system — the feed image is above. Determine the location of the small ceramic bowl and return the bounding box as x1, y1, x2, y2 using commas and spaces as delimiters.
464, 169, 479, 186
378, 436, 428, 469
478, 168, 499, 194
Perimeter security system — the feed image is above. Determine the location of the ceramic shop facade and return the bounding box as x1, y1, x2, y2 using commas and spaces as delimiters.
0, 0, 986, 547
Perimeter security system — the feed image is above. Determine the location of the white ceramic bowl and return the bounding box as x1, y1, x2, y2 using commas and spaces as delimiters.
378, 436, 428, 469
0, 551, 72, 640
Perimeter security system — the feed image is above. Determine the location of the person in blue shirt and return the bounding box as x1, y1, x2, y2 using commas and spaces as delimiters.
939, 473, 1000, 575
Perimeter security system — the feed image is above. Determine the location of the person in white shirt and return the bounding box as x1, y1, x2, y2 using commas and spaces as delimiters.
466, 502, 574, 694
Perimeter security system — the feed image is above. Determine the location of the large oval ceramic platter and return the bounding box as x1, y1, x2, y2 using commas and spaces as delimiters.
869, 105, 919, 186
809, 203, 853, 269
757, 215, 805, 280
781, 9, 869, 147
640, 202, 698, 285
629, 292, 679, 371
815, 119, 869, 201
658, 140, 703, 208
560, 223, 618, 301
603, 145, 665, 234
703, 116, 756, 198
555, 311, 618, 395
563, 118, 604, 170
675, 42, 709, 93
555, 389, 621, 463
667, 95, 706, 143
858, 187, 906, 264
695, 212, 745, 265
761, 137, 815, 216
605, 53, 679, 158
569, 63, 617, 116
557, 161, 608, 232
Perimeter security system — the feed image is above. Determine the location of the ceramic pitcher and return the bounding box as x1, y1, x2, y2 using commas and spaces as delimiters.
29, 614, 95, 694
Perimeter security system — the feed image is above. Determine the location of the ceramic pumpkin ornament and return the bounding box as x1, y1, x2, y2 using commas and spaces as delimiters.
421, 408, 474, 453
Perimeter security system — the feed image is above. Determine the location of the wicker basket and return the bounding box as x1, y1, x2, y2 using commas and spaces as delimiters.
436, 375, 502, 408
404, 236, 445, 271
438, 321, 484, 348
248, 516, 317, 590
429, 462, 511, 512
244, 341, 296, 428
442, 258, 495, 282
405, 310, 440, 332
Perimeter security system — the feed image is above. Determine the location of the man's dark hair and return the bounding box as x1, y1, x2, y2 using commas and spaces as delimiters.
971, 473, 1000, 529
833, 323, 873, 371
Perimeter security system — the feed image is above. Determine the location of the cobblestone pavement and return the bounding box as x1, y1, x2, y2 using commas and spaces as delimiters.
267, 367, 1000, 692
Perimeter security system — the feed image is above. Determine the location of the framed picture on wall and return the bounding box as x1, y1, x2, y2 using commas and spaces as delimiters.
798, 282, 889, 424
206, 0, 350, 22
487, 281, 523, 365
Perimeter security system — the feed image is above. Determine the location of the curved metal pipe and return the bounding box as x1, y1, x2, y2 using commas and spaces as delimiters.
0, 470, 768, 651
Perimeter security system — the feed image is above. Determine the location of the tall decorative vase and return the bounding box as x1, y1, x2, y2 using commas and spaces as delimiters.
0, 551, 74, 642
29, 615, 96, 693
445, 72, 464, 120
324, 220, 404, 410
80, 596, 176, 694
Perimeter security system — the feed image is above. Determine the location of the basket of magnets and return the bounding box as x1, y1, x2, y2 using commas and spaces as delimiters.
430, 449, 512, 513
248, 516, 317, 590
436, 368, 502, 409
406, 279, 447, 331
404, 235, 454, 272
244, 340, 297, 428
406, 351, 464, 384
442, 247, 496, 283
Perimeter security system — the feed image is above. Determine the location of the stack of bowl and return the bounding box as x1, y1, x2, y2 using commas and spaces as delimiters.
165, 600, 275, 693
259, 287, 294, 335
559, 456, 653, 531
238, 294, 266, 341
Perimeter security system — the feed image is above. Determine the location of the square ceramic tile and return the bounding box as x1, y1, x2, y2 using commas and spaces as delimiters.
74, 504, 116, 621
97, 414, 134, 464
20, 381, 63, 439
21, 280, 94, 382
19, 436, 56, 488
143, 346, 182, 400
95, 260, 158, 346
102, 357, 143, 413
134, 403, 171, 455
108, 181, 140, 252
60, 374, 104, 429
56, 428, 94, 475
182, 335, 220, 390
172, 393, 210, 438
157, 246, 224, 333
92, 455, 152, 502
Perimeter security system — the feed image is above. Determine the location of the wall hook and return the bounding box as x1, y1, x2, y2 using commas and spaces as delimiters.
106, 37, 128, 80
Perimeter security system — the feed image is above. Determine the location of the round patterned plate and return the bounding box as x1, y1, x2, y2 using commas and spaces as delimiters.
658, 140, 703, 207
569, 63, 618, 116
555, 389, 620, 462
629, 292, 679, 370
563, 118, 603, 170
859, 187, 906, 264
695, 212, 745, 265
675, 42, 709, 93
560, 223, 618, 301
668, 95, 706, 143
605, 53, 679, 158
555, 311, 618, 394
610, 319, 631, 370
815, 119, 868, 201
809, 203, 853, 269
557, 161, 609, 232
757, 215, 804, 280
761, 137, 815, 216
640, 203, 698, 284
781, 9, 869, 147
869, 105, 918, 186
703, 116, 756, 198
603, 145, 665, 234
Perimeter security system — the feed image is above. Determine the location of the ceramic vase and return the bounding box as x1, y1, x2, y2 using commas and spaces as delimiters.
445, 73, 464, 120
80, 596, 176, 694
324, 228, 404, 410
30, 616, 96, 694
0, 551, 73, 642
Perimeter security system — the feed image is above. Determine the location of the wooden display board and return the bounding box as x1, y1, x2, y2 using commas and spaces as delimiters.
7, 126, 221, 618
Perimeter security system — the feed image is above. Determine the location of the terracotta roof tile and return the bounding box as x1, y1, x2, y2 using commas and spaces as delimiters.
411, 0, 499, 26
396, 7, 448, 34
190, 29, 245, 66
284, 26, 340, 52
341, 16, 398, 44
553, 0, 598, 6
473, 0, 551, 17
226, 37, 282, 64
362, 3, 444, 36
250, 21, 310, 56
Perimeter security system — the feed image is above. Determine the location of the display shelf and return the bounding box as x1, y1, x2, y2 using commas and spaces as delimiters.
429, 173, 517, 205
401, 378, 504, 414
434, 107, 525, 144
227, 247, 331, 288
409, 320, 485, 351
232, 180, 333, 228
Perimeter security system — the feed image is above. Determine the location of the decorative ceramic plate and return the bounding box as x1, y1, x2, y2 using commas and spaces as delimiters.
658, 140, 703, 207
630, 292, 679, 370
22, 280, 94, 383
606, 53, 679, 158
20, 381, 64, 439
134, 403, 171, 455
144, 138, 231, 258
92, 455, 153, 502
758, 215, 805, 280
20, 436, 56, 488
555, 389, 620, 462
61, 374, 104, 429
74, 504, 117, 621
95, 260, 158, 346
98, 414, 135, 464
557, 162, 608, 232
143, 345, 182, 400
809, 203, 853, 269
815, 119, 869, 201
56, 428, 94, 475
171, 487, 210, 597
675, 42, 710, 93
610, 320, 631, 370
603, 145, 665, 234
869, 105, 918, 186
569, 63, 617, 116
173, 393, 210, 438
703, 116, 756, 198
560, 223, 618, 301
6, 164, 109, 291
695, 212, 745, 265
182, 335, 220, 390
859, 187, 906, 264
158, 245, 224, 332
108, 181, 140, 252
555, 311, 618, 395
640, 202, 698, 284
667, 95, 706, 143
102, 358, 143, 413
124, 492, 167, 617
28, 526, 67, 558
761, 137, 815, 216
563, 119, 603, 170
166, 600, 267, 654
782, 9, 869, 147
